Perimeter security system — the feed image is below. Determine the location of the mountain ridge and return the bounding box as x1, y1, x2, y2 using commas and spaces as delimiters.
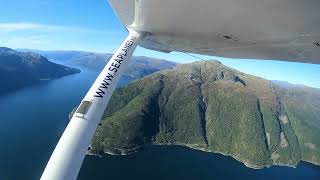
0, 47, 80, 94
89, 60, 320, 168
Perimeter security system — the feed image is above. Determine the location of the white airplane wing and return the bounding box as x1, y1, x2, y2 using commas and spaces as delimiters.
110, 0, 320, 64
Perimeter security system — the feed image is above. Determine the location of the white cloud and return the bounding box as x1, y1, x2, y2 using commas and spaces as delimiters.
0, 22, 114, 34
0, 21, 126, 53
0, 22, 44, 32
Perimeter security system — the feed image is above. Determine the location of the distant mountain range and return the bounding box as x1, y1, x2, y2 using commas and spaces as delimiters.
0, 47, 80, 94
271, 80, 309, 89
1, 47, 176, 94
89, 61, 320, 168
20, 49, 177, 87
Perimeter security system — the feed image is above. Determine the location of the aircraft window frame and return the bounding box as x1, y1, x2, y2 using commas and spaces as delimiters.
76, 100, 92, 116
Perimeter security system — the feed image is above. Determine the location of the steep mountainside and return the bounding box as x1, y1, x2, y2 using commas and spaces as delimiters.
23, 50, 177, 87
0, 47, 80, 94
90, 61, 320, 168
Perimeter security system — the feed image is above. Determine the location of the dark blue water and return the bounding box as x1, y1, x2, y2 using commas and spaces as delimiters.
79, 145, 320, 180
0, 67, 99, 180
0, 67, 319, 180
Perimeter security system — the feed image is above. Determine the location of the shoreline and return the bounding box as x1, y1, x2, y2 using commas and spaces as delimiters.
87, 143, 313, 169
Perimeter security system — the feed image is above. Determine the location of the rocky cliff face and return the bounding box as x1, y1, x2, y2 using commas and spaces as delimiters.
90, 60, 320, 168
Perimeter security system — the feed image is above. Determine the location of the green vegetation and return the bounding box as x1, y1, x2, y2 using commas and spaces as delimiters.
90, 61, 320, 168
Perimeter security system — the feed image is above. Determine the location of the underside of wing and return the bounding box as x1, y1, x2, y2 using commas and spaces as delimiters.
109, 0, 320, 64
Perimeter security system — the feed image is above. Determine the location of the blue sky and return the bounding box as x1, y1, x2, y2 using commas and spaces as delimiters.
0, 0, 319, 88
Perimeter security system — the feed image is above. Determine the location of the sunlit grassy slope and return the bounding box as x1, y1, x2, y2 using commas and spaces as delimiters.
90, 61, 320, 168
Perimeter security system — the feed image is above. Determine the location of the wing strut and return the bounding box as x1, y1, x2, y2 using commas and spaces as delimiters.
41, 29, 144, 180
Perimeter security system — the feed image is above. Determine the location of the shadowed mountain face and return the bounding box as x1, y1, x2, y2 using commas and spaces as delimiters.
90, 61, 320, 168
25, 50, 177, 87
0, 47, 80, 94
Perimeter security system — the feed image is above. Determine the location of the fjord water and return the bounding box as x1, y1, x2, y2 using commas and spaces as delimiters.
0, 67, 99, 180
0, 67, 319, 180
